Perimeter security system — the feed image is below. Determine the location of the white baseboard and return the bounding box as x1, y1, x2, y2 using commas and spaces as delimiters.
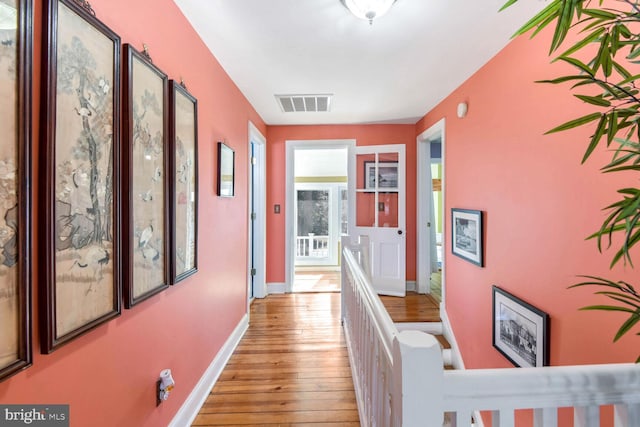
169, 314, 249, 427
267, 282, 286, 294
406, 281, 417, 292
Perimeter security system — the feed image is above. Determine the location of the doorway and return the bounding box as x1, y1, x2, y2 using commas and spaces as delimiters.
417, 119, 445, 303
285, 140, 355, 293
351, 144, 407, 297
248, 122, 266, 302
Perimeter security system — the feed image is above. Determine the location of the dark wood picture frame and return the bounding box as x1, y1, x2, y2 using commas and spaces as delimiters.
122, 44, 170, 307
0, 0, 32, 379
217, 142, 234, 197
40, 0, 121, 353
451, 208, 483, 267
169, 80, 198, 283
492, 286, 550, 368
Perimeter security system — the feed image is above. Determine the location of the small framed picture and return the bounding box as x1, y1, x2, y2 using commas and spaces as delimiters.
451, 208, 483, 266
217, 142, 235, 197
492, 286, 550, 368
364, 161, 398, 191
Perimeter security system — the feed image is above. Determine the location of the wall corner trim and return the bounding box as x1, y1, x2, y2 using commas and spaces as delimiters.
169, 314, 249, 427
267, 282, 286, 294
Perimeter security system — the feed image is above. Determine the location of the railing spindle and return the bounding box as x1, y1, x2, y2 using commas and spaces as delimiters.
574, 406, 600, 427
533, 407, 558, 427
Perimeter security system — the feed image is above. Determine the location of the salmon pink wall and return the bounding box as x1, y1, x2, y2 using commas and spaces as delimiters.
416, 27, 638, 374
266, 125, 416, 284
0, 1, 265, 426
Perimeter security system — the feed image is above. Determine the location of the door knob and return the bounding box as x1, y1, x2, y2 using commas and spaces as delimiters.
397, 230, 403, 235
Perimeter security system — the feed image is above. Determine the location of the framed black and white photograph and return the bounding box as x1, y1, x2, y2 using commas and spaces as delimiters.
451, 208, 483, 266
364, 161, 398, 191
217, 142, 234, 197
492, 286, 550, 368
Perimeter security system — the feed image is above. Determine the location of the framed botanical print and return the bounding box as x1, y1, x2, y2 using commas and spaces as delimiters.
122, 44, 169, 307
0, 0, 32, 378
169, 80, 198, 283
40, 0, 121, 353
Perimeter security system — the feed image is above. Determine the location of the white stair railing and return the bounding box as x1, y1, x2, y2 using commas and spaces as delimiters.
341, 238, 640, 427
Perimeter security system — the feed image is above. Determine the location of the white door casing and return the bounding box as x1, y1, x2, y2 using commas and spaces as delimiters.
248, 121, 266, 300
417, 118, 445, 300
351, 144, 406, 296
285, 140, 356, 293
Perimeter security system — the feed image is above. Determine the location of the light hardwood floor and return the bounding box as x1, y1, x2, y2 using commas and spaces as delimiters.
192, 291, 441, 426
192, 292, 360, 426
292, 270, 341, 293
380, 291, 441, 322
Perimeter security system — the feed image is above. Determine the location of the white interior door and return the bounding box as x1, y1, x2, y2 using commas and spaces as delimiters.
351, 145, 406, 296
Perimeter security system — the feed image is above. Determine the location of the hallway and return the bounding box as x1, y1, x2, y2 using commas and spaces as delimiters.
192, 292, 359, 426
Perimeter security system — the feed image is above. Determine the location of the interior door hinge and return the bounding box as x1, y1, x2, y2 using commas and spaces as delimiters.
251, 212, 256, 220
251, 156, 257, 165
251, 268, 256, 276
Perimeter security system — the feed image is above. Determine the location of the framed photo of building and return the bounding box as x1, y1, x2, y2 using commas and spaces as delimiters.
0, 0, 32, 377
492, 286, 550, 368
451, 208, 483, 266
40, 0, 121, 353
122, 44, 169, 307
169, 80, 198, 283
364, 161, 398, 191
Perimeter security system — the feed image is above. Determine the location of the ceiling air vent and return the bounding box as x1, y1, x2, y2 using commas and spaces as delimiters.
275, 94, 332, 113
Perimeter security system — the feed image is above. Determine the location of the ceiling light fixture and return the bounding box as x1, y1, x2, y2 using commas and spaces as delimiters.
340, 0, 397, 25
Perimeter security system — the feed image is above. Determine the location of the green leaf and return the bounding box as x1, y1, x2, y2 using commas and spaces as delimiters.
559, 27, 605, 58
607, 111, 618, 145
582, 114, 608, 163
595, 292, 640, 308
618, 23, 632, 39
617, 73, 640, 86
536, 75, 591, 84
628, 45, 640, 60
611, 61, 632, 79
603, 165, 640, 173
579, 305, 636, 313
557, 56, 595, 76
499, 0, 519, 12
615, 313, 640, 341
550, 0, 576, 52
581, 8, 618, 20
544, 112, 602, 134
511, 0, 562, 38
575, 94, 612, 107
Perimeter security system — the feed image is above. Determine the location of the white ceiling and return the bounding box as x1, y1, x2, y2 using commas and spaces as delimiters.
173, 0, 548, 125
